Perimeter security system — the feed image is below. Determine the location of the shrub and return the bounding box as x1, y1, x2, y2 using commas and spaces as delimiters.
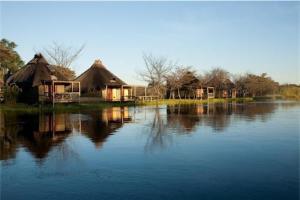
3, 84, 22, 104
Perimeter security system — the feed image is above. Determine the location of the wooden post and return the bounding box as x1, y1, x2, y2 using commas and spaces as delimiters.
52, 81, 54, 107
121, 85, 123, 102
134, 86, 136, 97
78, 82, 81, 103
105, 85, 108, 101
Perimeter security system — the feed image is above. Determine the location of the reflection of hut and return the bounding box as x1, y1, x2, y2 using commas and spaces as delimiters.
80, 108, 132, 148
6, 54, 80, 104
38, 114, 71, 134
75, 60, 133, 101
102, 107, 132, 123
18, 113, 72, 159
0, 112, 73, 160
167, 105, 203, 132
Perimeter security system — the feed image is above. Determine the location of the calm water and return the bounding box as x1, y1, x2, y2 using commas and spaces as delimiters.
1, 102, 299, 200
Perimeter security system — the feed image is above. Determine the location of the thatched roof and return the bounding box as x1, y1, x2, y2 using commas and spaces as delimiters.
75, 59, 127, 93
6, 54, 68, 86
205, 77, 235, 90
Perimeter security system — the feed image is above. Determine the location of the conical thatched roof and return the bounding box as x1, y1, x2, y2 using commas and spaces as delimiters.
6, 54, 52, 87
75, 59, 127, 93
6, 54, 68, 86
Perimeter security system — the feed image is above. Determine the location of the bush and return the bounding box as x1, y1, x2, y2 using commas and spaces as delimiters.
279, 85, 300, 100
3, 85, 22, 104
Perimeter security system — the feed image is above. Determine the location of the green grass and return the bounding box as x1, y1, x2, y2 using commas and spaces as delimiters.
137, 98, 253, 106
0, 98, 253, 113
0, 102, 136, 113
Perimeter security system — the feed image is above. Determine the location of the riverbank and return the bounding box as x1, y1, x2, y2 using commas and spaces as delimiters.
0, 98, 254, 113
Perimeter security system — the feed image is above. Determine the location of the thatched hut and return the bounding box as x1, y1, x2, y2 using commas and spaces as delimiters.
205, 77, 236, 98
0, 70, 3, 102
75, 59, 133, 101
166, 72, 215, 99
6, 54, 80, 104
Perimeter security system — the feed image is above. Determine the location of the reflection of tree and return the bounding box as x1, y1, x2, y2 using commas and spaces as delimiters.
144, 102, 282, 151
0, 112, 20, 161
231, 102, 277, 122
144, 107, 172, 152
167, 104, 203, 133
166, 103, 280, 132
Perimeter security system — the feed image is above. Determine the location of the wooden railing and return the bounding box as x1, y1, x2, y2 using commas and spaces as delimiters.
137, 96, 159, 102
53, 93, 80, 103
121, 96, 136, 102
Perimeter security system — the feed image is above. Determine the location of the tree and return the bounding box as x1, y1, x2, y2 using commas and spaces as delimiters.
233, 74, 248, 97
50, 65, 76, 81
42, 42, 84, 80
166, 66, 199, 99
139, 53, 175, 98
234, 73, 278, 97
204, 68, 231, 97
0, 39, 24, 73
3, 84, 22, 104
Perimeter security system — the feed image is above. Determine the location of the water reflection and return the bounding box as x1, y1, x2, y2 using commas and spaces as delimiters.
166, 102, 279, 133
1, 102, 298, 160
143, 102, 298, 151
1, 102, 299, 200
0, 107, 132, 161
80, 107, 132, 148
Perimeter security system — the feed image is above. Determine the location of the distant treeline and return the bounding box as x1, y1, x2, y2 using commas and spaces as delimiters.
139, 54, 299, 99
278, 84, 300, 100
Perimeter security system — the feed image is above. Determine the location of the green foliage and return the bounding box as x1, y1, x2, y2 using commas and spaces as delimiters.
0, 38, 24, 73
235, 73, 279, 97
3, 85, 22, 104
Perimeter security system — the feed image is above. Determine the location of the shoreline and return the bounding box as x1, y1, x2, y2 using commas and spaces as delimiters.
5, 97, 300, 113
0, 98, 254, 113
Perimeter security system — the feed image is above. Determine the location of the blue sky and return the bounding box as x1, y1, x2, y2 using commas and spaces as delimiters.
1, 1, 299, 84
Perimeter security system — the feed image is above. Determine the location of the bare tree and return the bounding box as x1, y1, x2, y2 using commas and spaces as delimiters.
166, 66, 200, 99
43, 42, 84, 68
42, 42, 84, 80
139, 53, 175, 98
204, 68, 231, 97
166, 66, 194, 99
